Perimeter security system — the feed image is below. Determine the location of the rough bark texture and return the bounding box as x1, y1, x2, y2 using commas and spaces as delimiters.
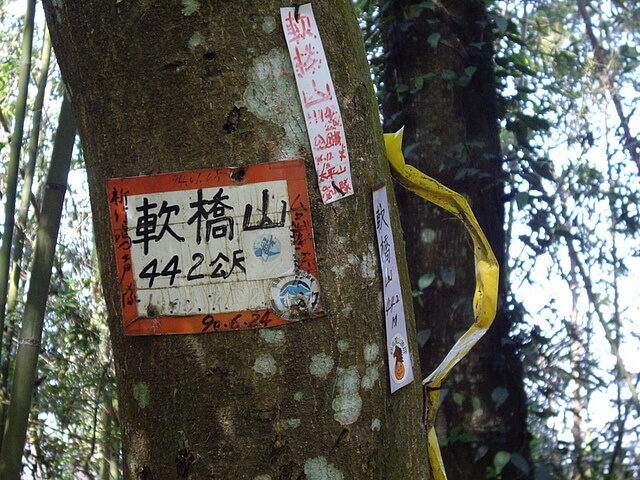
42, 1, 429, 479
382, 1, 531, 479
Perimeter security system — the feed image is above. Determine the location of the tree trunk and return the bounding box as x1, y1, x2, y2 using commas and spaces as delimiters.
382, 1, 531, 479
41, 1, 429, 478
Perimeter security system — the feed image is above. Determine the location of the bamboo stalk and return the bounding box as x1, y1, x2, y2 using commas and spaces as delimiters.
8, 27, 53, 317
0, 27, 53, 454
0, 94, 76, 480
0, 0, 37, 376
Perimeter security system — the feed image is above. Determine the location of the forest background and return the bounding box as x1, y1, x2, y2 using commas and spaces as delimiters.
0, 0, 638, 478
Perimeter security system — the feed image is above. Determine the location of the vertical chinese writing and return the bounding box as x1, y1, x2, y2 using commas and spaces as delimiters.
372, 186, 414, 392
289, 193, 314, 272
281, 4, 354, 204
109, 186, 136, 313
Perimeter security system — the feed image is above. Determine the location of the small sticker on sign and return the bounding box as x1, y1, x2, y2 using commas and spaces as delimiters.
281, 3, 354, 204
242, 227, 295, 280
372, 185, 414, 392
107, 161, 323, 335
270, 271, 321, 321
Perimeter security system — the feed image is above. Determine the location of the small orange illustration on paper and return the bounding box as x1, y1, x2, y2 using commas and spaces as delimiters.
390, 333, 408, 383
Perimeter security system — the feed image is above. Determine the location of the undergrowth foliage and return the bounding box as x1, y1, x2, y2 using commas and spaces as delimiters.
1, 1, 119, 477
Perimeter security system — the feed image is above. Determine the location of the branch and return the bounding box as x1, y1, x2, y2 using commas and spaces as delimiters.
576, 0, 640, 174
0, 107, 10, 133
565, 238, 640, 414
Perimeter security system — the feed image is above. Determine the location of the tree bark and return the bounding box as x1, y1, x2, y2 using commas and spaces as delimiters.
41, 1, 429, 478
382, 1, 531, 479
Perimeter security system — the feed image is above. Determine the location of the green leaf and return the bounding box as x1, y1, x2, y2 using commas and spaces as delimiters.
514, 192, 531, 209
471, 396, 482, 411
529, 158, 555, 180
474, 445, 489, 462
458, 433, 479, 442
410, 75, 426, 93
493, 451, 511, 474
417, 1, 436, 9
457, 66, 477, 87
491, 387, 509, 407
427, 32, 441, 49
418, 272, 436, 290
492, 14, 509, 34
441, 69, 457, 81
453, 392, 465, 406
510, 453, 530, 475
517, 112, 550, 132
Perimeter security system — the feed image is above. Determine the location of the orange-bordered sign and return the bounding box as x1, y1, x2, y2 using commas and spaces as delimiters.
107, 160, 323, 336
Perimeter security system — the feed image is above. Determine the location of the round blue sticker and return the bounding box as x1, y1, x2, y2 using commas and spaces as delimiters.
270, 272, 320, 320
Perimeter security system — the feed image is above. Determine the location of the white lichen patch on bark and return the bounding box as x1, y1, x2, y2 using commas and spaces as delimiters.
360, 244, 378, 279
346, 243, 377, 280
337, 340, 349, 353
332, 366, 362, 425
132, 382, 150, 409
181, 0, 200, 16
244, 49, 308, 159
330, 263, 348, 278
361, 342, 381, 390
188, 32, 205, 50
287, 418, 301, 428
262, 16, 277, 34
253, 353, 277, 377
371, 418, 381, 431
259, 328, 286, 346
360, 365, 379, 390
304, 456, 344, 480
363, 342, 380, 363
420, 227, 437, 244
335, 237, 348, 249
309, 353, 335, 380
276, 417, 301, 429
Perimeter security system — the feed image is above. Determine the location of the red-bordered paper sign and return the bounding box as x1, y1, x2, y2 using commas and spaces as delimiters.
281, 3, 354, 204
107, 161, 323, 336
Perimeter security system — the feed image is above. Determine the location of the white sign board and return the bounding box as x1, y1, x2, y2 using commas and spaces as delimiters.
108, 161, 322, 335
373, 185, 414, 392
281, 3, 354, 204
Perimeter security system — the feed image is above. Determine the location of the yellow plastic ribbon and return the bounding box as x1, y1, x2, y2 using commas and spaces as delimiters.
384, 127, 499, 480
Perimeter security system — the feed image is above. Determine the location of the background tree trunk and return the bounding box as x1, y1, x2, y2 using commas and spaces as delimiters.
41, 1, 429, 478
382, 1, 531, 478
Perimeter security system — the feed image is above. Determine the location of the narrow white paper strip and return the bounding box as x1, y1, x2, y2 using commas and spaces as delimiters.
281, 3, 354, 204
373, 185, 414, 393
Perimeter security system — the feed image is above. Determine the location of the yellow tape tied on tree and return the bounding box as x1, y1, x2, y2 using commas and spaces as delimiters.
384, 127, 499, 480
